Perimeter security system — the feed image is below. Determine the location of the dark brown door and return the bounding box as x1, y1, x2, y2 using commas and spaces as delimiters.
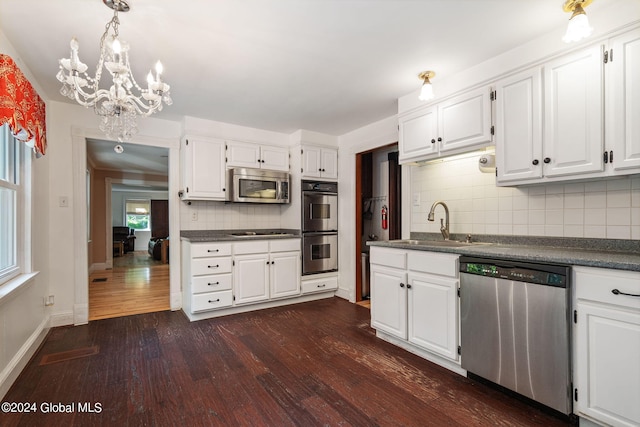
151, 199, 169, 238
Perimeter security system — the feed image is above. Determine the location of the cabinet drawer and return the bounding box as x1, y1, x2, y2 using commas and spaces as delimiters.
234, 240, 269, 255
191, 290, 233, 312
301, 276, 338, 294
190, 242, 232, 258
191, 257, 232, 276
574, 267, 640, 310
270, 238, 300, 253
191, 274, 232, 294
408, 251, 459, 277
370, 248, 407, 269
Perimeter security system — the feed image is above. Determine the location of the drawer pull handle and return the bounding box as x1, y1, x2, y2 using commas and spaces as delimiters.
612, 289, 640, 298
208, 282, 220, 286
208, 299, 220, 303
208, 264, 219, 269
317, 284, 326, 288
208, 249, 219, 253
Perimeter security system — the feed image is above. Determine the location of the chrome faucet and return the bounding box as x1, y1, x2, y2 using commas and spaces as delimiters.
427, 201, 450, 240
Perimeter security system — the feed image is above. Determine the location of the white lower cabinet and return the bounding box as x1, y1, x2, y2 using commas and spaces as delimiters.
574, 266, 640, 427
182, 241, 234, 313
370, 247, 460, 369
183, 238, 310, 320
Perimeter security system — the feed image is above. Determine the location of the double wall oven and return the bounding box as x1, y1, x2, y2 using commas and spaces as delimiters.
301, 180, 338, 275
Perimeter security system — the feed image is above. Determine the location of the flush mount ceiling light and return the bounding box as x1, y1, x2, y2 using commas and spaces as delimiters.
562, 0, 594, 43
57, 0, 172, 142
418, 71, 436, 101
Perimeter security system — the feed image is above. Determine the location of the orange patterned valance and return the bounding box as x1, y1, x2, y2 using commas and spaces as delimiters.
0, 54, 46, 156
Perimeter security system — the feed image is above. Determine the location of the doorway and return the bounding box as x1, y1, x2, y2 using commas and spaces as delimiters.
355, 143, 401, 303
86, 139, 171, 320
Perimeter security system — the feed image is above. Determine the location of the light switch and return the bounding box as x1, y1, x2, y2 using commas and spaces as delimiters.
59, 196, 69, 207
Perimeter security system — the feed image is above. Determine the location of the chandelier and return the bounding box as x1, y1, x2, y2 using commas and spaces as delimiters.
57, 0, 171, 141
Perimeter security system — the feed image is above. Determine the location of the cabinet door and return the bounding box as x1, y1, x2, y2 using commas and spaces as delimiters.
320, 148, 338, 179
181, 137, 226, 200
407, 272, 459, 361
608, 28, 640, 172
399, 106, 438, 162
301, 145, 322, 177
226, 141, 261, 169
370, 264, 407, 339
544, 46, 604, 177
233, 254, 269, 305
270, 251, 300, 299
495, 68, 543, 184
575, 302, 640, 426
261, 145, 290, 171
438, 86, 492, 154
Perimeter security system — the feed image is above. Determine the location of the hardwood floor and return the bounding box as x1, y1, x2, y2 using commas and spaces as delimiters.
3, 298, 570, 426
89, 251, 170, 321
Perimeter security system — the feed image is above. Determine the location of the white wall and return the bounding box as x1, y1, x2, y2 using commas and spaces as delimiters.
0, 30, 51, 399
411, 156, 640, 240
337, 116, 399, 302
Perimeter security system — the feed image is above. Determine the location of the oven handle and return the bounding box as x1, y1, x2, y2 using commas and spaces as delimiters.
302, 191, 338, 196
303, 231, 338, 236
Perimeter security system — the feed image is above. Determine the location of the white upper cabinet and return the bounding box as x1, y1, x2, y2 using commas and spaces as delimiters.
301, 145, 338, 180
495, 67, 543, 183
398, 105, 438, 162
399, 86, 493, 164
543, 45, 604, 178
438, 86, 493, 154
497, 28, 640, 186
180, 136, 227, 201
608, 28, 640, 172
227, 141, 289, 171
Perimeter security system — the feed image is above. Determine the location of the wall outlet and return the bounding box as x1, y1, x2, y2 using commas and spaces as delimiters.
413, 192, 420, 206
191, 212, 198, 221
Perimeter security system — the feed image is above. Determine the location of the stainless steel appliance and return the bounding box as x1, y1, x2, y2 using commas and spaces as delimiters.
459, 256, 571, 415
302, 180, 338, 275
301, 180, 338, 232
226, 168, 290, 204
302, 232, 338, 275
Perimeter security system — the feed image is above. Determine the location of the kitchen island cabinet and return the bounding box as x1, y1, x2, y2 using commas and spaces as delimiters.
574, 266, 640, 427
370, 246, 462, 374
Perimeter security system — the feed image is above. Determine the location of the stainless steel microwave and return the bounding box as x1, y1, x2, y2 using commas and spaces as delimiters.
226, 168, 290, 204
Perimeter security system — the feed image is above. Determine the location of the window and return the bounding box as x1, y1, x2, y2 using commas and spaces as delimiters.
0, 123, 27, 284
125, 199, 150, 231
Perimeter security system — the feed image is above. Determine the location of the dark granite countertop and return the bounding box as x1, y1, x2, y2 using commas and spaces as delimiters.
367, 233, 640, 272
181, 229, 301, 242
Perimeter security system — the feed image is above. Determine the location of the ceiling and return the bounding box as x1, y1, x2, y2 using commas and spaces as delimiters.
0, 0, 605, 139
86, 138, 168, 175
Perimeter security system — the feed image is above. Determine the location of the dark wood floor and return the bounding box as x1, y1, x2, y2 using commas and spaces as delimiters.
2, 298, 570, 426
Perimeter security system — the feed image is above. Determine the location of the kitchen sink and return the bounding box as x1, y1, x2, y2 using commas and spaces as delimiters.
389, 239, 491, 247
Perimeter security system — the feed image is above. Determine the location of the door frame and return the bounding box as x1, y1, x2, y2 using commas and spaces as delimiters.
354, 142, 399, 302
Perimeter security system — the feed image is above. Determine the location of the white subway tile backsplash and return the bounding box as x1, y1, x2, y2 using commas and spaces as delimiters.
410, 157, 636, 240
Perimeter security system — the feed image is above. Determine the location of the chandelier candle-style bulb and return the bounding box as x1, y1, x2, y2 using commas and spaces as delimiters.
57, 0, 171, 142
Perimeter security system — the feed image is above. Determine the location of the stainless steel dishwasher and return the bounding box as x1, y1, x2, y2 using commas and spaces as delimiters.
459, 256, 572, 415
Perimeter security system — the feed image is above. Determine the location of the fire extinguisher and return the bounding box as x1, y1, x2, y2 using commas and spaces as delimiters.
381, 205, 388, 230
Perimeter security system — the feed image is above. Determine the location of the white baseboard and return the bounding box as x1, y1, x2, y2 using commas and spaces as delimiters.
170, 292, 182, 311
89, 262, 109, 273
74, 303, 88, 325
0, 315, 50, 400
49, 310, 74, 327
